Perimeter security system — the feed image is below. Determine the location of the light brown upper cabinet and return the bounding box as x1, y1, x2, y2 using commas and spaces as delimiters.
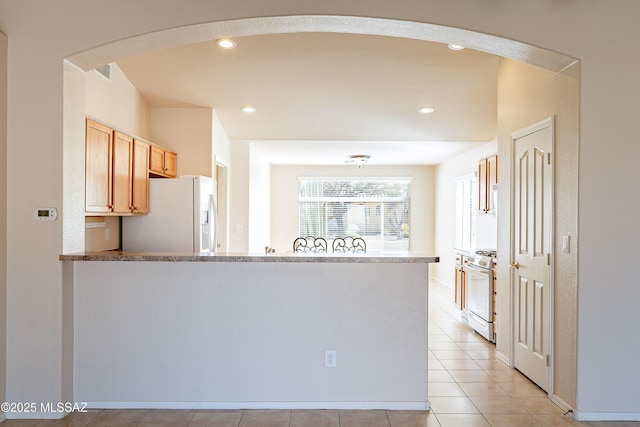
85, 119, 151, 215
112, 131, 134, 214
131, 139, 150, 214
478, 155, 498, 214
149, 145, 177, 178
85, 119, 114, 213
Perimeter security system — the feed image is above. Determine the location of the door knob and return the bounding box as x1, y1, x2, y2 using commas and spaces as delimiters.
510, 262, 520, 269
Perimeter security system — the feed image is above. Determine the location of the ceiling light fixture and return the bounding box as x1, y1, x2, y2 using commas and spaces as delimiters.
448, 44, 465, 51
241, 106, 256, 113
216, 38, 237, 49
418, 107, 435, 114
346, 154, 371, 168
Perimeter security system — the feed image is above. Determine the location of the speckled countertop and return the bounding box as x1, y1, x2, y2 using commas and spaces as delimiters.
59, 251, 439, 263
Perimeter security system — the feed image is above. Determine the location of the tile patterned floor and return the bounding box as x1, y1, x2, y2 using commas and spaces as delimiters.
2, 281, 638, 426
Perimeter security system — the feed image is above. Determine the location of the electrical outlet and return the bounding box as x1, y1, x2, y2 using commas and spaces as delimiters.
325, 350, 337, 368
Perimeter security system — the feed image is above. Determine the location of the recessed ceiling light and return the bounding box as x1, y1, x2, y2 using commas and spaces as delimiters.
418, 107, 435, 114
216, 38, 236, 49
448, 44, 465, 51
241, 106, 256, 113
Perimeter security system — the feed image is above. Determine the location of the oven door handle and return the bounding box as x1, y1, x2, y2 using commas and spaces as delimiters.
464, 263, 492, 274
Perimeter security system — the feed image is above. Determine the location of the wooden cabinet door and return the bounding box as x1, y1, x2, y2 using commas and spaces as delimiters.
132, 140, 150, 214
149, 145, 165, 175
164, 151, 177, 177
85, 119, 113, 213
112, 131, 133, 214
455, 265, 466, 309
478, 158, 488, 213
149, 146, 177, 177
478, 155, 498, 214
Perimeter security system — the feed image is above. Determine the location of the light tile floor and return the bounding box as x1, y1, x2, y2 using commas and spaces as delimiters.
2, 281, 638, 426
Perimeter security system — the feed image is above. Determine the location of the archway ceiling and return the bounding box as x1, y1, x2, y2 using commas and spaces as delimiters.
118, 32, 500, 164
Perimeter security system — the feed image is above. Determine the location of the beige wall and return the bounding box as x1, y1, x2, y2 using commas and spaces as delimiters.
229, 141, 250, 253
1, 0, 640, 420
84, 217, 120, 251
270, 165, 435, 255
0, 31, 7, 417
85, 63, 151, 139
213, 110, 231, 166
495, 58, 579, 408
248, 146, 271, 253
150, 107, 214, 178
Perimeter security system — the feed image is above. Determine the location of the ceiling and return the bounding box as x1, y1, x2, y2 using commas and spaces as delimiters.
117, 32, 499, 165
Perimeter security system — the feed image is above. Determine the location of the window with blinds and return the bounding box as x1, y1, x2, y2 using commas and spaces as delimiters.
455, 174, 477, 251
299, 178, 411, 253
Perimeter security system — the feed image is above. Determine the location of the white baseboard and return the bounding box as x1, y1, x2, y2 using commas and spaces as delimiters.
573, 411, 640, 422
430, 276, 453, 289
83, 401, 430, 411
550, 394, 573, 414
5, 412, 65, 420
495, 349, 510, 366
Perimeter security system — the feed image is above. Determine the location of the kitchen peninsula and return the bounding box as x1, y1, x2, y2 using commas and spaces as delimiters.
60, 251, 438, 410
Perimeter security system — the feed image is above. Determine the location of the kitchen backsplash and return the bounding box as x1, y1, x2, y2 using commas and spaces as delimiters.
85, 216, 120, 251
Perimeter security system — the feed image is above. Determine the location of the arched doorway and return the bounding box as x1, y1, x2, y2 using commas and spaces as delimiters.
62, 15, 578, 409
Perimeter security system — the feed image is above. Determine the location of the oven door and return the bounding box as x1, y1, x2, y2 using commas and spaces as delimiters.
465, 263, 494, 341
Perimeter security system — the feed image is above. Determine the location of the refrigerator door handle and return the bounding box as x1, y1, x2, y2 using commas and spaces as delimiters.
209, 194, 218, 253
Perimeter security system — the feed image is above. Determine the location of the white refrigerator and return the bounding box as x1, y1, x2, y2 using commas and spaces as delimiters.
123, 176, 217, 252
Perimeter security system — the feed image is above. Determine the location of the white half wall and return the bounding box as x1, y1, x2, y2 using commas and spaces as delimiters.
72, 261, 429, 409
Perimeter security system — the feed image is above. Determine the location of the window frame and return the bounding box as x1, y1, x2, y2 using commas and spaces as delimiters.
298, 177, 412, 253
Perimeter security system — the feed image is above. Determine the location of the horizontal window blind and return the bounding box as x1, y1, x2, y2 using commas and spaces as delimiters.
299, 178, 411, 253
455, 174, 477, 251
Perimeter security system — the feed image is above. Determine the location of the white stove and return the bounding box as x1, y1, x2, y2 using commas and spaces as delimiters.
469, 249, 496, 269
466, 249, 496, 343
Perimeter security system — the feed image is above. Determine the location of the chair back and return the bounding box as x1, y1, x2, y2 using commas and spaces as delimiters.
293, 236, 328, 253
332, 236, 367, 253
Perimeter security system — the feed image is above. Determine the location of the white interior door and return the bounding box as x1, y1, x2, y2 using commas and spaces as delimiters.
511, 117, 553, 392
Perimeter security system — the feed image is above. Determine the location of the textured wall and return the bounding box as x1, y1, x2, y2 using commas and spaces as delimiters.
0, 31, 7, 419
1, 0, 639, 419
496, 58, 579, 408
